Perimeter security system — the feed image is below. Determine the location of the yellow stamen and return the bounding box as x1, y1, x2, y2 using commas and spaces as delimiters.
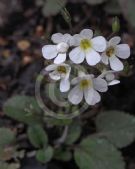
57, 66, 67, 74
80, 79, 91, 89
80, 39, 92, 51
106, 47, 115, 57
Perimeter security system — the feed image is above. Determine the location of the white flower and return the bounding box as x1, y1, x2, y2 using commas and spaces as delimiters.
101, 36, 130, 71
45, 63, 71, 92
99, 70, 120, 86
42, 33, 72, 64
68, 72, 108, 105
69, 29, 106, 66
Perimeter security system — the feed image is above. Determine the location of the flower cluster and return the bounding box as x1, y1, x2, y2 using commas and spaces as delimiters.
42, 29, 130, 105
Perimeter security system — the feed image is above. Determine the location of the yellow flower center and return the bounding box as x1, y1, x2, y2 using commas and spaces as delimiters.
80, 79, 91, 89
106, 47, 115, 57
57, 66, 67, 74
80, 39, 92, 51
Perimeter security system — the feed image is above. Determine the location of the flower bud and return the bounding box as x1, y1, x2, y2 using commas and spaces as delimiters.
112, 17, 120, 33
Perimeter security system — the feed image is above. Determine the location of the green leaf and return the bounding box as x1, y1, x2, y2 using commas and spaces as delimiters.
96, 111, 135, 148
85, 0, 107, 5
36, 146, 54, 163
4, 95, 42, 125
45, 117, 72, 126
0, 128, 15, 147
54, 149, 72, 161
27, 125, 48, 148
74, 137, 125, 169
54, 150, 72, 161
118, 0, 135, 27
104, 0, 121, 14
42, 0, 67, 17
66, 123, 81, 144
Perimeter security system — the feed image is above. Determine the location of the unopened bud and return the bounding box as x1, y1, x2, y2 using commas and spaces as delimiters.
112, 17, 120, 33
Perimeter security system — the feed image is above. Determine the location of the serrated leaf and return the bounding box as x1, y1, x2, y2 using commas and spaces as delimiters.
54, 149, 72, 161
36, 146, 54, 163
74, 137, 125, 169
85, 0, 107, 5
27, 125, 48, 148
66, 123, 81, 144
0, 128, 15, 147
42, 0, 67, 17
96, 111, 135, 148
4, 95, 42, 125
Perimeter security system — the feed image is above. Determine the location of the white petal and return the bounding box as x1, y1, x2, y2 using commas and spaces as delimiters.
62, 33, 72, 43
108, 80, 120, 86
105, 73, 115, 81
80, 29, 93, 39
84, 88, 101, 105
51, 33, 63, 44
91, 36, 106, 52
69, 36, 75, 46
93, 78, 108, 92
91, 90, 101, 105
115, 44, 130, 59
45, 64, 57, 71
109, 36, 121, 46
60, 78, 70, 92
69, 47, 85, 64
84, 88, 94, 105
98, 70, 116, 79
56, 42, 69, 53
64, 66, 71, 80
109, 55, 124, 71
49, 71, 60, 80
68, 85, 83, 105
86, 49, 101, 66
54, 53, 66, 64
78, 72, 94, 80
71, 77, 81, 85
72, 34, 82, 46
42, 45, 58, 59
101, 53, 109, 65
84, 75, 94, 80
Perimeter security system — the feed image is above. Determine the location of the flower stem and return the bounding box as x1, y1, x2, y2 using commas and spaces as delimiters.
54, 125, 69, 146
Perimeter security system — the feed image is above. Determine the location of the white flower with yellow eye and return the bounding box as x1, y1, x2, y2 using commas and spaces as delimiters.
69, 29, 106, 66
99, 70, 120, 86
42, 33, 72, 64
45, 63, 71, 92
101, 36, 130, 71
68, 72, 108, 105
